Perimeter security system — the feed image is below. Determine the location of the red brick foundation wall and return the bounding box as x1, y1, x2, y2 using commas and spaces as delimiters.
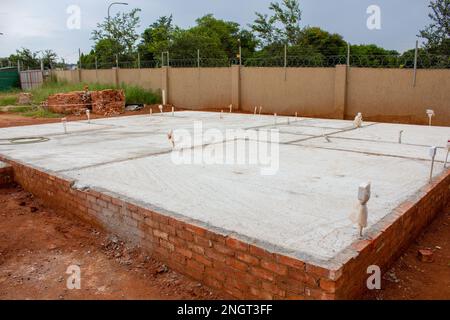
332, 169, 450, 299
2, 157, 449, 300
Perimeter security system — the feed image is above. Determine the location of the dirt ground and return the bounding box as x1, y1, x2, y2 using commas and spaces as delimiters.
0, 185, 225, 300
364, 204, 450, 300
0, 112, 448, 300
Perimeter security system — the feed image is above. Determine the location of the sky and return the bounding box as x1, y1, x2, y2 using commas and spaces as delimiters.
0, 0, 432, 63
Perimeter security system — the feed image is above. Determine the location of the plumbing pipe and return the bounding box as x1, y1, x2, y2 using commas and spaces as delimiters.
167, 130, 175, 148
172, 107, 175, 117
350, 182, 371, 237
445, 140, 450, 168
429, 146, 437, 183
254, 106, 257, 115
61, 118, 67, 134
353, 113, 363, 128
259, 106, 262, 116
295, 112, 298, 121
86, 109, 90, 124
220, 110, 223, 119
162, 90, 167, 106
159, 105, 163, 113
398, 130, 404, 144
426, 109, 435, 126
274, 113, 277, 124
150, 108, 153, 116
229, 104, 233, 113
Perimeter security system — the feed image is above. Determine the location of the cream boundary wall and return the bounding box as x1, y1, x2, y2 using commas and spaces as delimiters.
53, 66, 450, 126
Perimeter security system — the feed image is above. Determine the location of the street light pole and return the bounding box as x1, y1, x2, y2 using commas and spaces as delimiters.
108, 2, 128, 22
108, 2, 128, 68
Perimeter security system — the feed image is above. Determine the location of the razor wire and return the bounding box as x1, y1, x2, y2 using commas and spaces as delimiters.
68, 53, 450, 70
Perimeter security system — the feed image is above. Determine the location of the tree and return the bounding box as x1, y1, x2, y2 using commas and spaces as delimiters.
8, 48, 40, 69
419, 0, 450, 54
138, 15, 175, 61
90, 8, 141, 61
251, 0, 302, 46
40, 49, 58, 69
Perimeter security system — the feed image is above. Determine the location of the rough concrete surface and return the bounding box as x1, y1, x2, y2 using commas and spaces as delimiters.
0, 111, 448, 262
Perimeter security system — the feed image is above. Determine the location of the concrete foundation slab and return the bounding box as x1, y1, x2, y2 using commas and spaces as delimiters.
0, 111, 448, 299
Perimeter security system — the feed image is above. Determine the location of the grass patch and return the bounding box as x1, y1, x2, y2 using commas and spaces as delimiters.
8, 105, 61, 118
21, 108, 62, 118
0, 96, 17, 106
9, 106, 33, 113
29, 81, 161, 105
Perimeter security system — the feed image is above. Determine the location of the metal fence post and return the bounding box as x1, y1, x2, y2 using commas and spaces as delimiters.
138, 52, 141, 69
115, 54, 119, 68
413, 40, 418, 87
347, 42, 350, 66
197, 49, 200, 68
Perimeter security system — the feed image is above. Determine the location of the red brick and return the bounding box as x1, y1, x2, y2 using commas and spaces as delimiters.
261, 259, 287, 275
319, 278, 337, 293
236, 252, 259, 266
214, 244, 234, 256
250, 267, 274, 282
193, 253, 213, 267
226, 257, 248, 271
153, 229, 168, 240
175, 247, 193, 259
185, 224, 206, 236
225, 237, 249, 252
249, 245, 274, 260
277, 254, 305, 270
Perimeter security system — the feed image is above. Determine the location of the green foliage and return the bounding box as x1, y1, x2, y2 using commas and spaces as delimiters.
419, 0, 450, 54
251, 0, 302, 46
22, 108, 62, 118
138, 16, 175, 61
29, 80, 160, 105
82, 8, 142, 66
0, 95, 17, 106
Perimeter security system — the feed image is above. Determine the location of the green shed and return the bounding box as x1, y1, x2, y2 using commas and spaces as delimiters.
0, 67, 20, 91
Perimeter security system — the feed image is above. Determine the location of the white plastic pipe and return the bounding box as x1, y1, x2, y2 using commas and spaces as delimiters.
295, 112, 298, 121
350, 182, 371, 237
398, 130, 404, 144
259, 106, 262, 116
62, 118, 67, 134
162, 90, 167, 106
172, 107, 175, 117
86, 109, 90, 124
426, 109, 435, 126
429, 146, 437, 183
159, 105, 163, 113
150, 108, 153, 116
274, 113, 277, 124
229, 104, 233, 113
445, 140, 450, 168
254, 106, 257, 115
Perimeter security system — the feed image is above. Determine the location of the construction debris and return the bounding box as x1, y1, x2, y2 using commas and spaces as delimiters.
17, 93, 32, 105
417, 249, 434, 263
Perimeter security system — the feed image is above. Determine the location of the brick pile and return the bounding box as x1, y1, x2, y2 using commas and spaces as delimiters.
91, 89, 125, 116
47, 92, 87, 115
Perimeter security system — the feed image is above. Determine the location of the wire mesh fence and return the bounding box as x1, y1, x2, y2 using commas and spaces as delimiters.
68, 53, 450, 70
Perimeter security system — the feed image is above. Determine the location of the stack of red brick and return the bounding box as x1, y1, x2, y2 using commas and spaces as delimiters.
47, 92, 87, 115
91, 89, 125, 116
47, 89, 125, 116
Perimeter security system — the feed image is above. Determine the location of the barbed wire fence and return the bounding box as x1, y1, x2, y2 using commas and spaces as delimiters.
74, 49, 450, 70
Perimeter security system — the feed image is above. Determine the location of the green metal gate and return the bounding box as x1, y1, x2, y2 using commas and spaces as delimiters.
0, 67, 20, 91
